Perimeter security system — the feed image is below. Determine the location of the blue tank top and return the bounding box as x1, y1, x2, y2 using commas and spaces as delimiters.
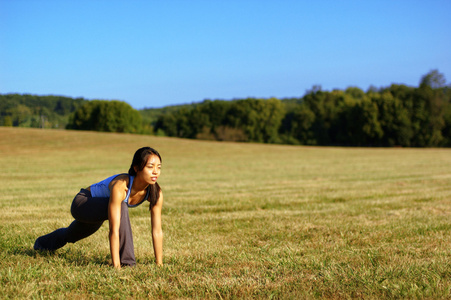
90, 174, 148, 207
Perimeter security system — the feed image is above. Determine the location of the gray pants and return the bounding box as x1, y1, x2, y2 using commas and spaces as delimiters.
34, 189, 135, 266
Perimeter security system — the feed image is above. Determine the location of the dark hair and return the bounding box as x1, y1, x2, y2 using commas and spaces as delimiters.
128, 147, 162, 209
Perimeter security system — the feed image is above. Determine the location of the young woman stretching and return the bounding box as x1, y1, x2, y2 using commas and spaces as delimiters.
34, 147, 163, 269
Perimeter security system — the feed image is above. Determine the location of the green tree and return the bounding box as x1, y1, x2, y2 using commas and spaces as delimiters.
420, 69, 446, 89
372, 92, 412, 146
303, 89, 344, 145
442, 100, 451, 146
411, 84, 446, 146
226, 98, 284, 143
334, 95, 383, 146
2, 116, 13, 126
280, 103, 315, 145
155, 113, 178, 137
10, 104, 33, 127
67, 100, 142, 133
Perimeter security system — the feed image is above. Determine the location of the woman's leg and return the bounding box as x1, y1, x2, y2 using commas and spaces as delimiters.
119, 201, 135, 266
34, 189, 108, 251
33, 228, 69, 251
35, 189, 136, 266
71, 190, 136, 265
64, 188, 109, 244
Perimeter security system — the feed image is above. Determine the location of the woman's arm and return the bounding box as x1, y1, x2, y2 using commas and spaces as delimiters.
150, 191, 164, 266
108, 179, 127, 269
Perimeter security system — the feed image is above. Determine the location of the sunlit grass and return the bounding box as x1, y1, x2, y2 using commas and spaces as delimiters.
0, 127, 450, 299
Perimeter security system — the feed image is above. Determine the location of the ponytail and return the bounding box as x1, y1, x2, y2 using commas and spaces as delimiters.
148, 182, 161, 209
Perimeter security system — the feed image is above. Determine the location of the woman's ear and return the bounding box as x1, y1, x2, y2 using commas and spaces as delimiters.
134, 165, 138, 173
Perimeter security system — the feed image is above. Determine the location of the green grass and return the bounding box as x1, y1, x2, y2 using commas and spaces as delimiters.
0, 127, 450, 299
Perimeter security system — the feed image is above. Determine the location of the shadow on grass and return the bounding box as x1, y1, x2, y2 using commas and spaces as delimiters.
10, 245, 110, 267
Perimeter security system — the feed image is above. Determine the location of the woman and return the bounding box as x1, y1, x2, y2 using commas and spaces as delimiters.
34, 147, 164, 268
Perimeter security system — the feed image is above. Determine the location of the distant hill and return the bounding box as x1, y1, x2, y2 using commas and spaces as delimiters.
0, 93, 200, 130
0, 93, 86, 128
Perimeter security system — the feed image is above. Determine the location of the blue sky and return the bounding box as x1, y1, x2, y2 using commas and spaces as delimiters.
1, 0, 450, 109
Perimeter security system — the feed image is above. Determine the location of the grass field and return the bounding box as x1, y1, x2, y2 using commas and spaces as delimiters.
0, 127, 450, 299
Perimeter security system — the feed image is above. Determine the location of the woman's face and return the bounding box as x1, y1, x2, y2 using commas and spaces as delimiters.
136, 154, 161, 185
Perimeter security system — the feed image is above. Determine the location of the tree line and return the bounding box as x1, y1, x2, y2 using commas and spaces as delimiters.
1, 70, 450, 147
155, 70, 451, 147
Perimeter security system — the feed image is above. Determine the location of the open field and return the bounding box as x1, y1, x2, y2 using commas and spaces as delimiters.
0, 127, 450, 299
